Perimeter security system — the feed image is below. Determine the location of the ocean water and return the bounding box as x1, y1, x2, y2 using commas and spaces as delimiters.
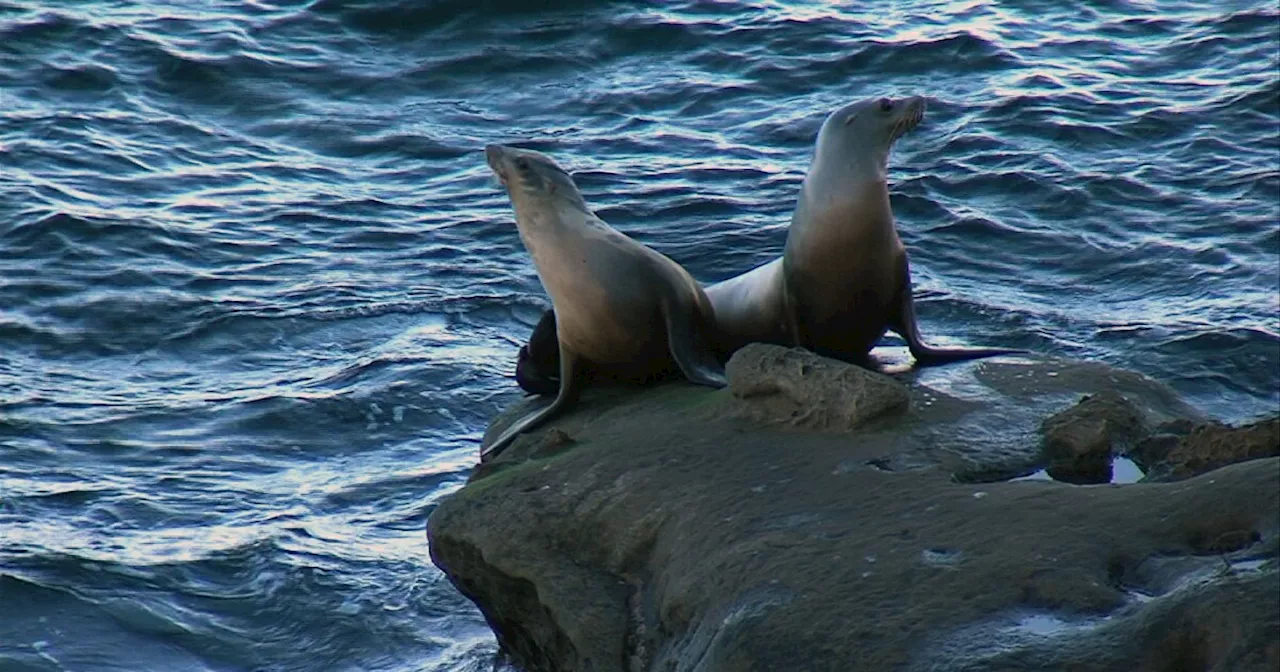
0, 0, 1276, 670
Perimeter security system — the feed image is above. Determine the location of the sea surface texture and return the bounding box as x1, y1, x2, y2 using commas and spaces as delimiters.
1, 0, 1276, 670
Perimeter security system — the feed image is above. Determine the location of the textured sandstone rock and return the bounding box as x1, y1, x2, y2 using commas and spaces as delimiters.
430, 347, 1279, 672
1039, 390, 1147, 484
725, 343, 909, 431
1158, 416, 1279, 481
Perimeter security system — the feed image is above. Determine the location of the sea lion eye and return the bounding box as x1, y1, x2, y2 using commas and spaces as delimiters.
879, 98, 893, 112
515, 157, 531, 171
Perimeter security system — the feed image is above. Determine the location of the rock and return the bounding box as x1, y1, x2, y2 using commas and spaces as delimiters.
1128, 418, 1198, 477
473, 426, 577, 480
921, 561, 1279, 671
429, 347, 1278, 671
1141, 415, 1280, 482
725, 344, 909, 431
1039, 391, 1148, 484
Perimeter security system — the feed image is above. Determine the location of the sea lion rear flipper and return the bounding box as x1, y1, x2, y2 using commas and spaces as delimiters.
664, 300, 727, 388
515, 308, 561, 395
482, 343, 583, 462
889, 254, 1025, 366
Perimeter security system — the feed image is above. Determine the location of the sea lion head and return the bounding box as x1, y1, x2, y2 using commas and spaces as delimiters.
813, 95, 926, 180
485, 144, 589, 214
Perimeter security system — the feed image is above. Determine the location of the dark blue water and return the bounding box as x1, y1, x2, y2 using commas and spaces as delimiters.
1, 1, 1276, 669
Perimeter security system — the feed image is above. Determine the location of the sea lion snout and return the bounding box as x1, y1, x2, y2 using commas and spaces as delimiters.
484, 144, 509, 180
888, 96, 926, 140
901, 96, 925, 129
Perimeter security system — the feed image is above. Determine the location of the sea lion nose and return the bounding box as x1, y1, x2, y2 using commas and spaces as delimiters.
484, 144, 507, 169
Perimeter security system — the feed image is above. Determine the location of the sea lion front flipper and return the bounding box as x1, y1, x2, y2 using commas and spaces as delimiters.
888, 253, 1025, 366
515, 308, 561, 396
664, 299, 727, 388
482, 342, 583, 462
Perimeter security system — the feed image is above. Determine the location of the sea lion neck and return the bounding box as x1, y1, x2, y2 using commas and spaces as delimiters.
801, 158, 890, 217
509, 184, 588, 226
807, 141, 890, 195
509, 193, 594, 269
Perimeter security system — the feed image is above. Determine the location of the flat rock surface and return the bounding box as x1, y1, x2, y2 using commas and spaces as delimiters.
430, 347, 1279, 671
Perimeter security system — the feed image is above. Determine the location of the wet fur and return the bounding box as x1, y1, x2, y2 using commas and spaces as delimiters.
514, 96, 1022, 395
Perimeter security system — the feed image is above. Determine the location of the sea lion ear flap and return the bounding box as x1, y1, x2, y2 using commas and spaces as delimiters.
844, 112, 859, 126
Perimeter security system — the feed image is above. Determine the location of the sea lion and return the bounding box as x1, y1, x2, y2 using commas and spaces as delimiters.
514, 95, 1021, 394
484, 144, 726, 460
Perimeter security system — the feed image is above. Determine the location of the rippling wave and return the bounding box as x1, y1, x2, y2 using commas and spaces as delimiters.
1, 0, 1276, 669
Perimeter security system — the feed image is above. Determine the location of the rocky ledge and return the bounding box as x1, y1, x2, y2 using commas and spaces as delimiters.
427, 344, 1280, 672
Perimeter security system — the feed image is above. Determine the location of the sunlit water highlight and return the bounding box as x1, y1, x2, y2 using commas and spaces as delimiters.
1, 1, 1276, 669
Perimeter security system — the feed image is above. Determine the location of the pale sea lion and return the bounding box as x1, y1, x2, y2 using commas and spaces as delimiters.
515, 96, 1021, 395
484, 144, 726, 459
